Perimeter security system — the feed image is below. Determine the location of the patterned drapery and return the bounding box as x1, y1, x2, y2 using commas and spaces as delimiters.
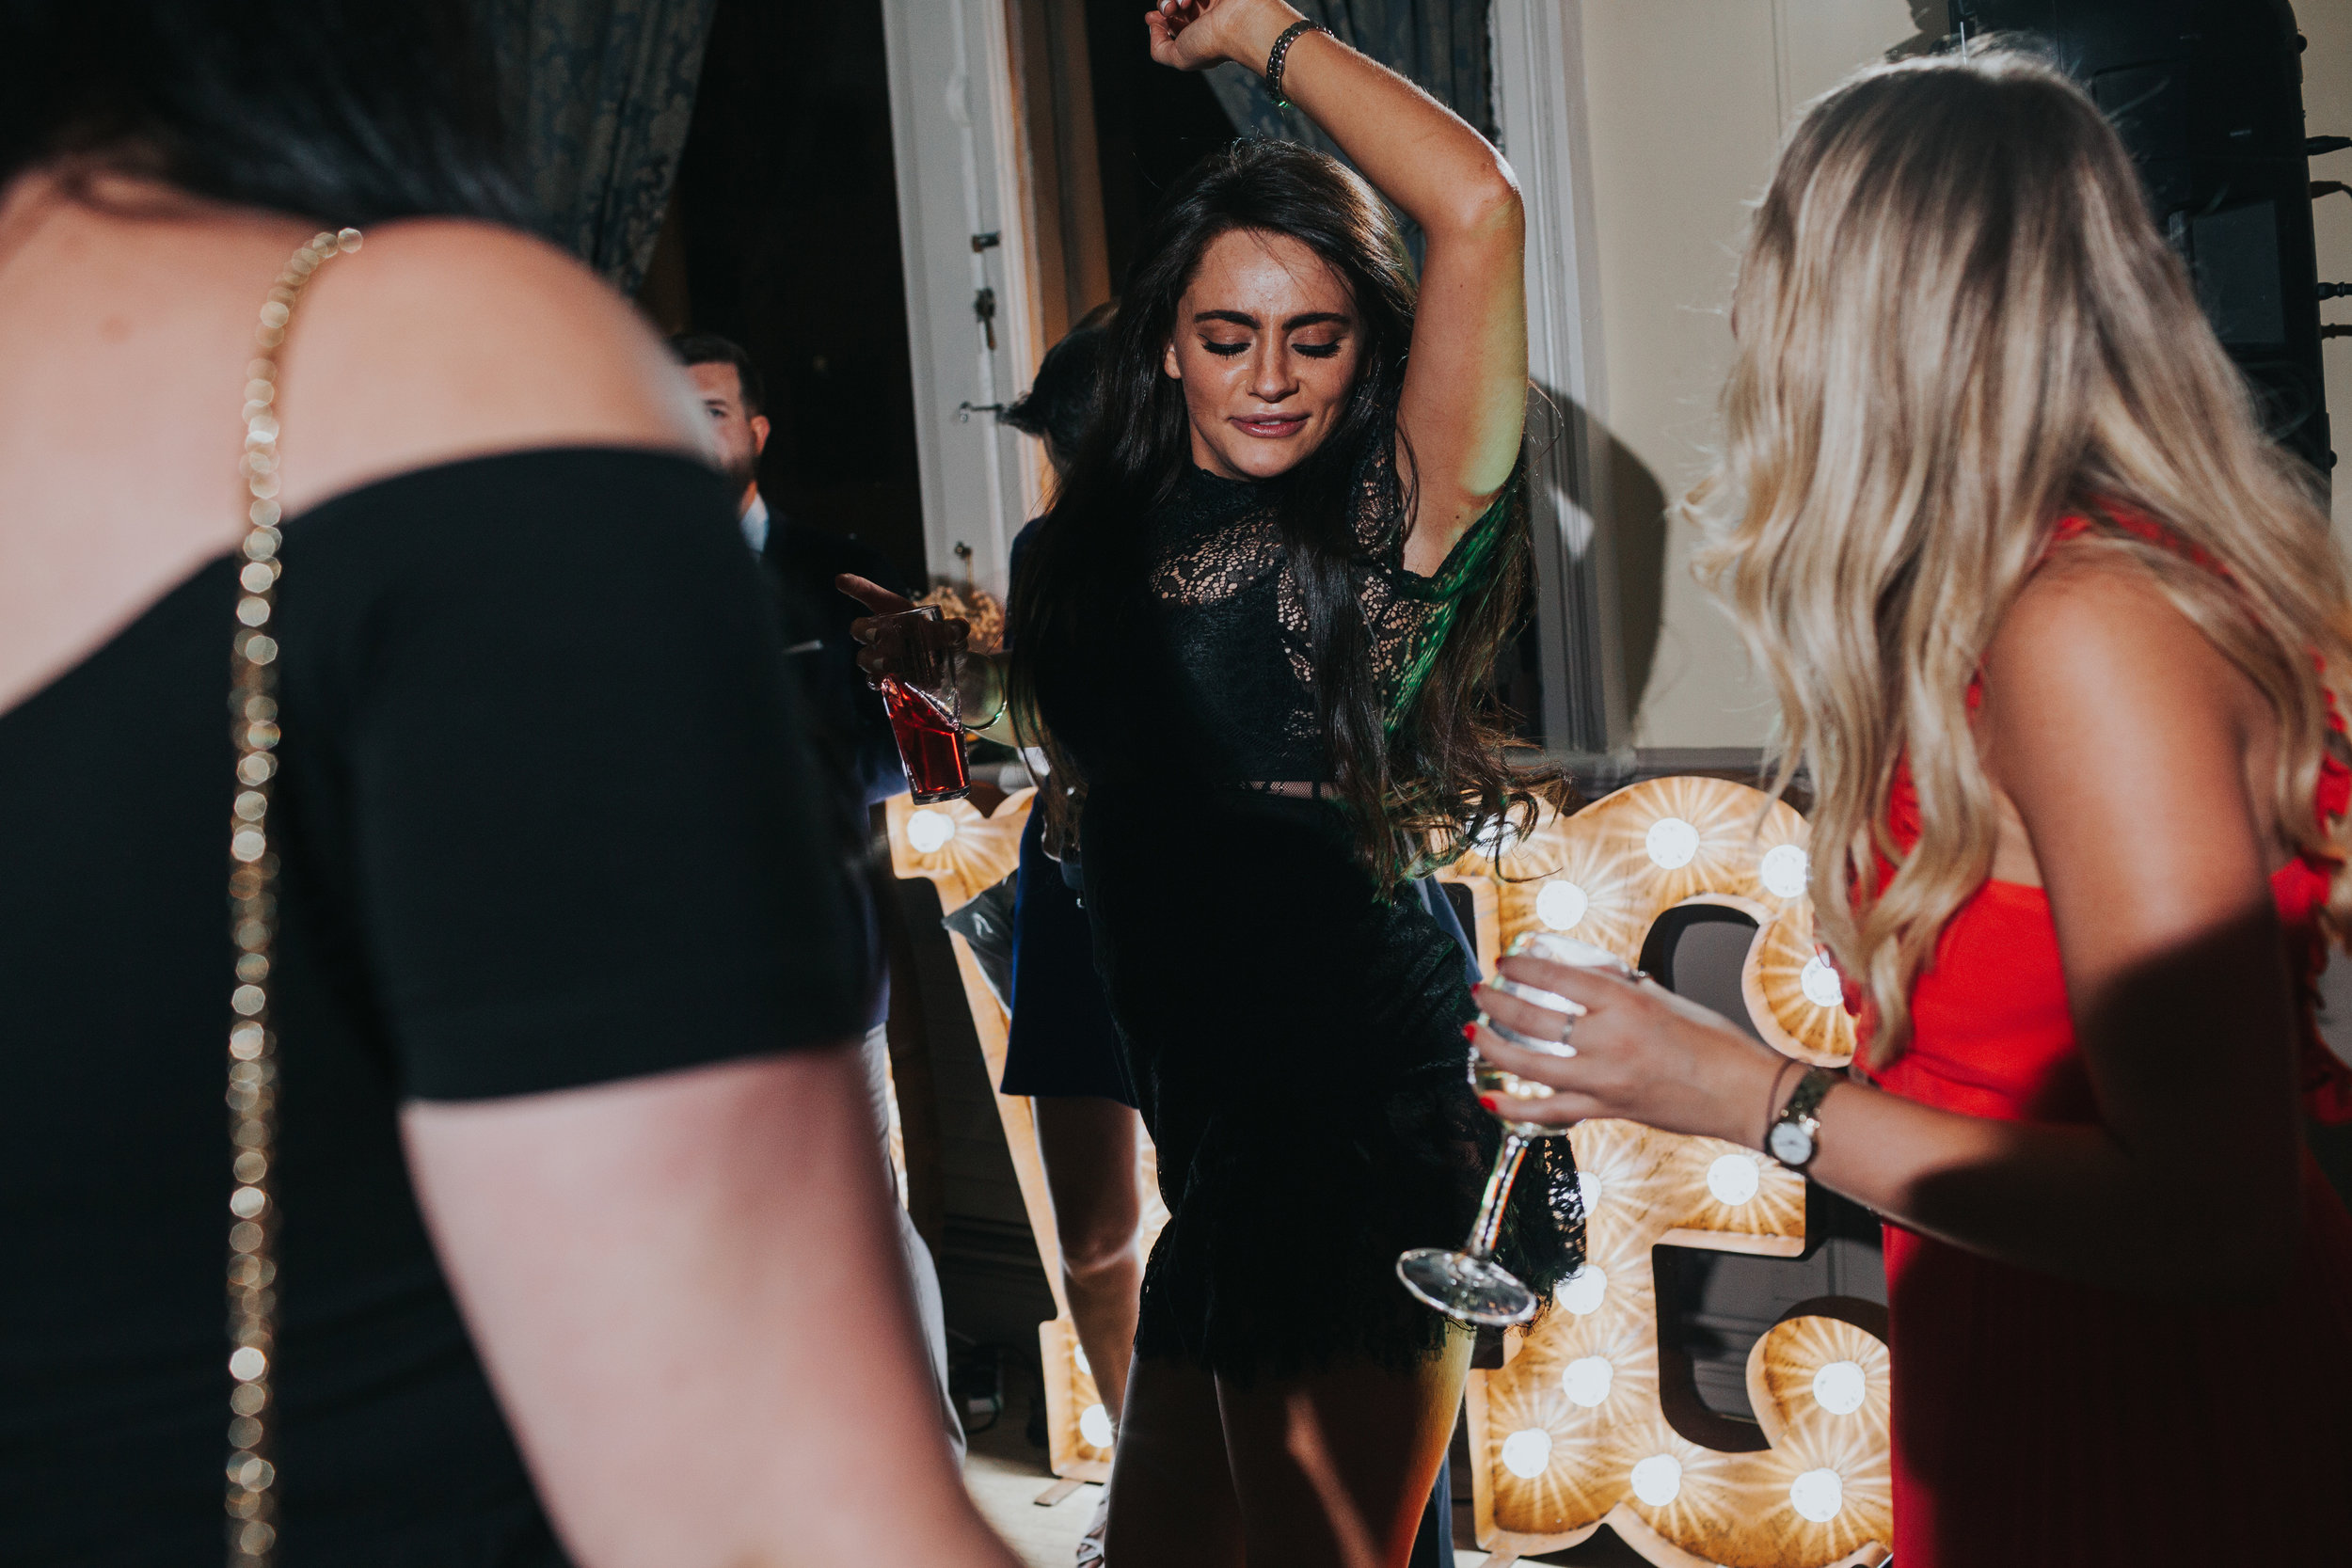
485, 0, 719, 294
1205, 0, 1496, 156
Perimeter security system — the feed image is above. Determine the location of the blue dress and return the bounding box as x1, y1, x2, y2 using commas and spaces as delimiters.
1001, 805, 1135, 1103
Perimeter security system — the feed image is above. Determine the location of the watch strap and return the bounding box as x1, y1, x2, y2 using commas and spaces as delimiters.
1768, 1065, 1838, 1167
1778, 1065, 1837, 1127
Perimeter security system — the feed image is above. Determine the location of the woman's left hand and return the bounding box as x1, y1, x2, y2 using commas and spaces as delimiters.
1470, 955, 1788, 1148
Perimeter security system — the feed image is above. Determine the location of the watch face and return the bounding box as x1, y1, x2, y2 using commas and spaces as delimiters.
1768, 1120, 1813, 1165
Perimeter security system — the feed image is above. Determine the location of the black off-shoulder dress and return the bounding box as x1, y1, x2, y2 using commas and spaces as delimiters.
0, 450, 867, 1565
1038, 431, 1584, 1382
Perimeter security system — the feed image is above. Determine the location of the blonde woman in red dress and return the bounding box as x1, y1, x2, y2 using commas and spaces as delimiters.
1468, 49, 2352, 1566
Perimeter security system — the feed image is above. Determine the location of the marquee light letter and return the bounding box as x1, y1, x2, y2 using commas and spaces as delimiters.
1446, 779, 1891, 1568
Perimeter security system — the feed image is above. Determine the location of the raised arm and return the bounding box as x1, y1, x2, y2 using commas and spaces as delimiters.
1148, 1, 1527, 573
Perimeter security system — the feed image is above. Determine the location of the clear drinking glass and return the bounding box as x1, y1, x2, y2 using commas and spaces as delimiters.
873, 605, 971, 803
1396, 931, 1630, 1326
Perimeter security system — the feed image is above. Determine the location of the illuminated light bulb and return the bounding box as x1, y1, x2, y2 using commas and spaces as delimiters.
1578, 1170, 1603, 1212
1707, 1153, 1760, 1206
1790, 1467, 1844, 1522
1500, 1428, 1552, 1479
1645, 817, 1700, 870
1561, 1355, 1613, 1407
1799, 955, 1844, 1008
1078, 1402, 1115, 1449
1073, 1343, 1091, 1376
1555, 1264, 1607, 1316
1630, 1453, 1682, 1507
1760, 843, 1809, 899
906, 809, 956, 853
1535, 879, 1589, 931
1811, 1359, 1867, 1415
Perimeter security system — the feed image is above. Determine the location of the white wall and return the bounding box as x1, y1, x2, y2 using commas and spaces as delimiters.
1575, 0, 2352, 748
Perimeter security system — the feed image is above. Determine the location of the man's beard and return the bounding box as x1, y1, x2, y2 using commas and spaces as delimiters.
724, 451, 758, 495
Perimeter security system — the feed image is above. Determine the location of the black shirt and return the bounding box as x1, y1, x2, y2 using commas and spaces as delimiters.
0, 449, 866, 1563
1039, 420, 1515, 791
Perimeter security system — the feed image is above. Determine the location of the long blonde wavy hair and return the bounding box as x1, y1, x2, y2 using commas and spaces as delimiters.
1689, 47, 2352, 1066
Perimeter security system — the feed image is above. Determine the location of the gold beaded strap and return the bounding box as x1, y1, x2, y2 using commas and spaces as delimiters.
224, 226, 360, 1568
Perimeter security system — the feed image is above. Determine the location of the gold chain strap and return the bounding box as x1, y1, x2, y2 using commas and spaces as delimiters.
224, 226, 361, 1568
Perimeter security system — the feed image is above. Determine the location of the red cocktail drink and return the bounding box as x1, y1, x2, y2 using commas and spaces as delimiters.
882, 675, 970, 802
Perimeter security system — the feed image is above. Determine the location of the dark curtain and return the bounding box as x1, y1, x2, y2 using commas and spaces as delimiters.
485, 0, 719, 293
1204, 0, 1496, 155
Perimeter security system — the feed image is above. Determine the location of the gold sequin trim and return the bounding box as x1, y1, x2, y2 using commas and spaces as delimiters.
224, 226, 360, 1568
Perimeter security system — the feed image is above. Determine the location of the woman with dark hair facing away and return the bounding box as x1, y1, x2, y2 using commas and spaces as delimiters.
997, 304, 1146, 1568
0, 4, 1021, 1565
845, 2, 1579, 1562
996, 300, 1152, 1432
1475, 51, 2352, 1567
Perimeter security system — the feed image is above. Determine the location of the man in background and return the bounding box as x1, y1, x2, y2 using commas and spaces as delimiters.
673, 332, 910, 805
671, 333, 963, 1463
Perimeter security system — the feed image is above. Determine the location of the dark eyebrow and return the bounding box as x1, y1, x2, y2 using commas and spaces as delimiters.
1190, 309, 1353, 330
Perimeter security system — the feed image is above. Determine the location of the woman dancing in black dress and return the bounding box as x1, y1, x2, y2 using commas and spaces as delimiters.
850, 3, 1579, 1561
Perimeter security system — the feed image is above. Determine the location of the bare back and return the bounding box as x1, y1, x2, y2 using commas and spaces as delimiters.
0, 172, 705, 721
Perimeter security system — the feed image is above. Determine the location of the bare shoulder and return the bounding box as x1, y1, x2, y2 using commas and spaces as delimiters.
1980, 547, 2278, 872
274, 218, 707, 511
1985, 549, 2252, 725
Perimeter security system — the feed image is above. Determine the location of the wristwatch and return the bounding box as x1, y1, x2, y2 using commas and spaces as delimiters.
1766, 1067, 1839, 1169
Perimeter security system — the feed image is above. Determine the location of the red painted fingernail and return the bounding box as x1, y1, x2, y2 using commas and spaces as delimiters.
1479, 1096, 1500, 1112
1463, 1022, 1478, 1041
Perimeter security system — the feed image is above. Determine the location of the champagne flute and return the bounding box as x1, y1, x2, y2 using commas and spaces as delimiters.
1396, 931, 1629, 1326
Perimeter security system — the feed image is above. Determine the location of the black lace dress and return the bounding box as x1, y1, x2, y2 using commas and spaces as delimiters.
1039, 433, 1584, 1383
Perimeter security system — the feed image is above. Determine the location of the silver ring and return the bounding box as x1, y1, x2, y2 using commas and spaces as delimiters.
1550, 1015, 1577, 1057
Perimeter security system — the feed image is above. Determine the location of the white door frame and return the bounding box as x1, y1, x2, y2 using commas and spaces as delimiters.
1491, 0, 1629, 761
880, 0, 1047, 601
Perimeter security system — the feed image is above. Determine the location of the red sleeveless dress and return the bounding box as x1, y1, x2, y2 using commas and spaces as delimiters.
1867, 515, 2352, 1565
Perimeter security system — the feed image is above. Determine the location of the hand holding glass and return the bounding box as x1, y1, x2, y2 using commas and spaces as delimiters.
869, 605, 972, 802
1396, 932, 1632, 1326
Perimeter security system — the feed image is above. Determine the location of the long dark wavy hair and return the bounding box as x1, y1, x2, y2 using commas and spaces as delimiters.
1008, 138, 1540, 888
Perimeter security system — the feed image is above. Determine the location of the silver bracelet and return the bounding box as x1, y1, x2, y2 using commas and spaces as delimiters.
1264, 19, 1327, 109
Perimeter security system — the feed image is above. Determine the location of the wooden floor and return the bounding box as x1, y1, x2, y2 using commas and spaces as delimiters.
962, 1432, 1097, 1568
963, 1409, 1529, 1568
